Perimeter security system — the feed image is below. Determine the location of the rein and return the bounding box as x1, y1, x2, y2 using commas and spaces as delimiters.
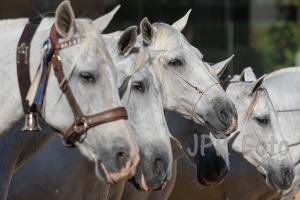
171, 136, 185, 160
277, 109, 300, 112
17, 19, 128, 147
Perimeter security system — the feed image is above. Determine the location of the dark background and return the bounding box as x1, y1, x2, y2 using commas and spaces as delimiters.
1, 0, 300, 76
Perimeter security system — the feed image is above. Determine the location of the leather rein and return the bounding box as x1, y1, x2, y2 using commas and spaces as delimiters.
17, 19, 128, 147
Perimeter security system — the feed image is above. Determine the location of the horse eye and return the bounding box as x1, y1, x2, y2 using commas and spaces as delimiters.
79, 72, 95, 84
255, 117, 269, 125
168, 58, 184, 67
132, 82, 145, 93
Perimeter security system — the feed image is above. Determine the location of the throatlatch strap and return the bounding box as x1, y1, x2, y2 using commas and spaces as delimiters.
17, 17, 42, 114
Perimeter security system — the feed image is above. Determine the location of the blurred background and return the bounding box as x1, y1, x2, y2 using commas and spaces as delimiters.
1, 0, 300, 76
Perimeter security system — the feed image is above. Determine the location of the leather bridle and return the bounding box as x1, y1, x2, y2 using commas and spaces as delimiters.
49, 25, 129, 146
17, 20, 128, 147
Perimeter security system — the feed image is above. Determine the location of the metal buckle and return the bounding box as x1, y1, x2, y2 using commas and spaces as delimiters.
74, 117, 88, 134
17, 43, 29, 64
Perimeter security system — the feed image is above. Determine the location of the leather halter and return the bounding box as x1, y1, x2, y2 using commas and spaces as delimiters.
50, 25, 128, 146
17, 20, 128, 147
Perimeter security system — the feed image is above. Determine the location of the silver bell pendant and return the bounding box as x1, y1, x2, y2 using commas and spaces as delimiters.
22, 112, 42, 132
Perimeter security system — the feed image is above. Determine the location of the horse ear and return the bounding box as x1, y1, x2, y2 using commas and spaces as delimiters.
140, 17, 154, 45
211, 55, 234, 77
240, 67, 257, 82
55, 0, 76, 38
93, 5, 120, 33
118, 26, 137, 55
250, 74, 266, 94
172, 9, 191, 32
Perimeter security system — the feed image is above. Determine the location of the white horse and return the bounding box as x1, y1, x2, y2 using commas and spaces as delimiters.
0, 1, 140, 198
117, 12, 240, 197
119, 58, 234, 200
118, 57, 232, 200
137, 11, 238, 139
263, 67, 300, 199
121, 12, 237, 194
169, 67, 296, 200
229, 70, 294, 190
104, 28, 174, 191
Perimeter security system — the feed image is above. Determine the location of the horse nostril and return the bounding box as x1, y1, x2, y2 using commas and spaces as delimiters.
221, 109, 229, 119
115, 151, 130, 169
281, 168, 294, 186
214, 160, 222, 175
218, 108, 231, 124
153, 158, 164, 176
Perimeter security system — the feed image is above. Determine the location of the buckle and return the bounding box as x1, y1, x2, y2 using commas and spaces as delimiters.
74, 117, 88, 134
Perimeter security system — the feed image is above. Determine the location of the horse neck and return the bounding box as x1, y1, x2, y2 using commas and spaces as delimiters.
165, 111, 212, 163
0, 18, 54, 77
165, 111, 194, 143
0, 18, 53, 135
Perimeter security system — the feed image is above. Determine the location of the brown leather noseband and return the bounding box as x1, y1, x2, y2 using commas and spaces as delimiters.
17, 20, 128, 147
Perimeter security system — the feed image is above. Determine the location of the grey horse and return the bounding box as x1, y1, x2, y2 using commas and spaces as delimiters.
169, 67, 297, 200
0, 1, 140, 199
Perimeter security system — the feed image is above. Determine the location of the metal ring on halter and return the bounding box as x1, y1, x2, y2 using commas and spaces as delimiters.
74, 117, 88, 134
52, 54, 61, 61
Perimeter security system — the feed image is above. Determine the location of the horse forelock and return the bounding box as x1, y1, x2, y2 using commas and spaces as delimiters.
63, 21, 114, 82
121, 46, 167, 107
245, 87, 273, 120
122, 47, 154, 103
52, 20, 117, 109
245, 90, 259, 119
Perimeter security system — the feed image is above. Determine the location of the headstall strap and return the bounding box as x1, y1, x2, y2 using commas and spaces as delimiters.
17, 17, 42, 114
17, 17, 43, 132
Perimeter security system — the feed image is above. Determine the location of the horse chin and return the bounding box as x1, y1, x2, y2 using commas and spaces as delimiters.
204, 117, 237, 139
205, 122, 227, 139
265, 173, 293, 190
128, 173, 150, 192
128, 172, 168, 192
196, 165, 228, 187
95, 155, 140, 184
94, 160, 115, 184
197, 175, 226, 187
265, 174, 280, 190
